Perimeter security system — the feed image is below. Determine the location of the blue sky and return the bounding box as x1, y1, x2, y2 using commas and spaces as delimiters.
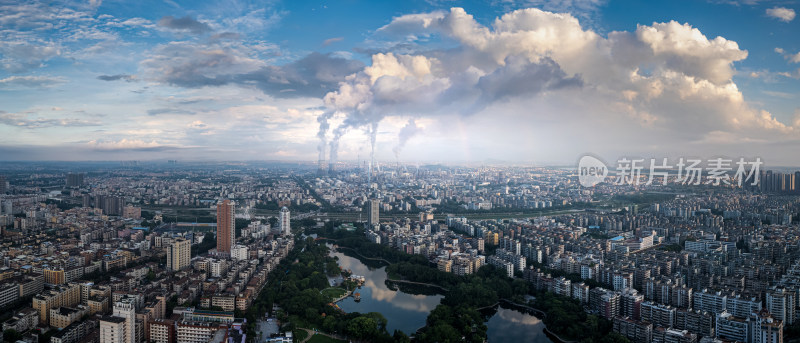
1, 0, 799, 165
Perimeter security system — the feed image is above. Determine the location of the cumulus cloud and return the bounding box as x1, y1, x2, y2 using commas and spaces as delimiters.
158, 15, 212, 34
315, 7, 795, 165
496, 0, 607, 22
319, 10, 589, 165
766, 7, 796, 22
633, 21, 747, 84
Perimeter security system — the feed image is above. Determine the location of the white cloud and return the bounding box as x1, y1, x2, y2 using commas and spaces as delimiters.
0, 110, 100, 128
87, 139, 169, 150
318, 7, 797, 164
0, 75, 66, 88
323, 37, 344, 46
774, 47, 800, 63
766, 7, 796, 22
0, 41, 61, 72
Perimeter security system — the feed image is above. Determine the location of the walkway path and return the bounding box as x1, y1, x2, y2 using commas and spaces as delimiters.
298, 328, 347, 343
334, 246, 392, 265
327, 288, 353, 303
384, 278, 450, 292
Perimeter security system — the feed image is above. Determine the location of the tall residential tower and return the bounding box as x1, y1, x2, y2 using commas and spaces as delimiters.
166, 238, 190, 271
279, 206, 291, 235
216, 200, 235, 255
367, 199, 380, 226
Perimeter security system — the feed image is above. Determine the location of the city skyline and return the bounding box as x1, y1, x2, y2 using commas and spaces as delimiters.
1, 0, 799, 165
1, 155, 800, 342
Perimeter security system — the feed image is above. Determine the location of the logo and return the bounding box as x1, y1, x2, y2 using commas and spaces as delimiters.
578, 155, 608, 187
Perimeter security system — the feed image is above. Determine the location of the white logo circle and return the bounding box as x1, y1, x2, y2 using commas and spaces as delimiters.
578, 155, 608, 187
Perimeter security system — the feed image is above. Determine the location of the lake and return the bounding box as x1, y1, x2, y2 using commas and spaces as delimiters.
329, 246, 551, 342
330, 248, 443, 334
485, 305, 552, 342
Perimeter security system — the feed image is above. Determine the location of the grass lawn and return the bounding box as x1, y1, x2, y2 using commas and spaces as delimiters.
320, 287, 346, 301
307, 335, 347, 343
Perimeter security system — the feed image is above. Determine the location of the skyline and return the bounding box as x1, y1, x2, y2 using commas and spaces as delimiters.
1, 0, 800, 165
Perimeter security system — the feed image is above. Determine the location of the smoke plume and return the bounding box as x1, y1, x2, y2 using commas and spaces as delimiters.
392, 119, 422, 159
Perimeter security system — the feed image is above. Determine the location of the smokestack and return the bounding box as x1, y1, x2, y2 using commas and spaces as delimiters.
318, 159, 328, 176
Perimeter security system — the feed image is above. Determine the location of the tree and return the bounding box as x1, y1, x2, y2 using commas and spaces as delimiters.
3, 329, 22, 342
392, 330, 411, 343
235, 219, 250, 238
346, 316, 378, 340
599, 332, 631, 343
419, 323, 460, 343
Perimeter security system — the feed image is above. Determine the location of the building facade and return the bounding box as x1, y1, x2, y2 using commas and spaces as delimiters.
216, 200, 235, 254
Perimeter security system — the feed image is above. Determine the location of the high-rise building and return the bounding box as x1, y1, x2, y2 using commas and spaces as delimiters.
753, 311, 784, 343
66, 173, 84, 188
166, 238, 191, 272
2, 200, 11, 215
176, 321, 223, 343
795, 171, 800, 192
148, 319, 175, 343
367, 199, 380, 226
0, 175, 6, 194
113, 297, 137, 343
231, 245, 249, 261
767, 286, 796, 325
621, 288, 644, 320
216, 200, 235, 255
84, 194, 124, 216
100, 316, 126, 343
715, 311, 748, 342
279, 206, 291, 235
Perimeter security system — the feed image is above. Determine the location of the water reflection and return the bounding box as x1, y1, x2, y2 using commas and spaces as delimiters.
486, 306, 552, 343
329, 249, 443, 334
328, 245, 551, 341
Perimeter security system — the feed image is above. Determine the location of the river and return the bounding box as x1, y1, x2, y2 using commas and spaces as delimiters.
329, 246, 551, 341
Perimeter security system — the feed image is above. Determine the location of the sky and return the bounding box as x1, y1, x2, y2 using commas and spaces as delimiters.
1, 0, 799, 166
